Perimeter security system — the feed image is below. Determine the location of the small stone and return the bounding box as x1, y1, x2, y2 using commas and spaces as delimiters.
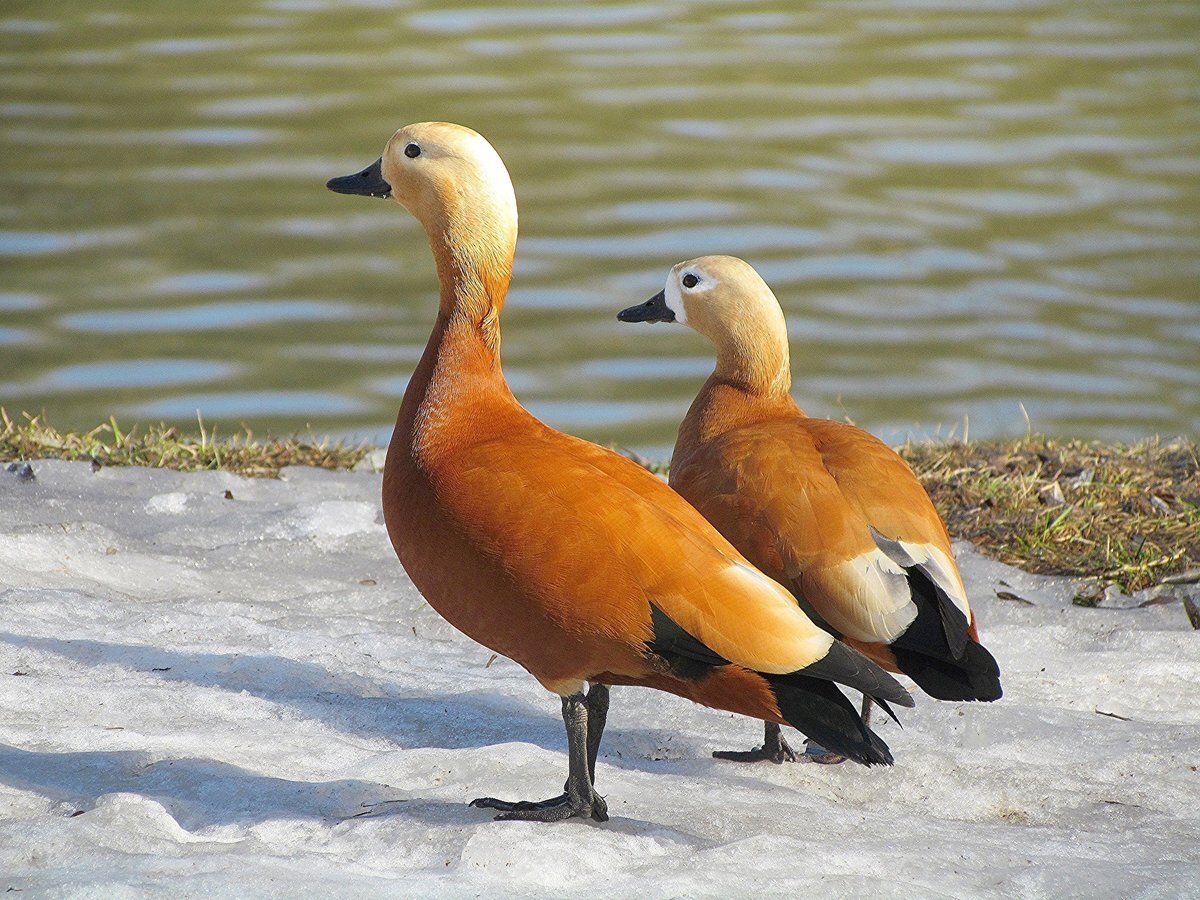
1071, 468, 1095, 488
1163, 569, 1200, 585
1039, 482, 1065, 506
6, 461, 35, 481
1097, 584, 1142, 610
1185, 596, 1200, 631
1136, 584, 1181, 606
223, 489, 235, 500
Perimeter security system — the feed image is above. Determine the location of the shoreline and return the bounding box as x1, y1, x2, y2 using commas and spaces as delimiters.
3, 411, 1196, 594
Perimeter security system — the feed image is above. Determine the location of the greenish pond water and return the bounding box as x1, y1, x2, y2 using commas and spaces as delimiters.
2, 1, 1198, 455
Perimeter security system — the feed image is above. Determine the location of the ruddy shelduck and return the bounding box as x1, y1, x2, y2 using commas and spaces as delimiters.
619, 255, 1001, 763
327, 125, 914, 823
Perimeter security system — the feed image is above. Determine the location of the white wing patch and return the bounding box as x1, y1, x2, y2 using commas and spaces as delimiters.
819, 548, 917, 643
870, 527, 971, 618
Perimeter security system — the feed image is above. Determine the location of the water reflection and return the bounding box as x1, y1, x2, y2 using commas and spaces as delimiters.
2, 359, 238, 394
1, 0, 1197, 454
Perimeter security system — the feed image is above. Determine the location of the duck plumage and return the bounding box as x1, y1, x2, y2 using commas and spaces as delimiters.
620, 255, 1002, 716
328, 125, 913, 821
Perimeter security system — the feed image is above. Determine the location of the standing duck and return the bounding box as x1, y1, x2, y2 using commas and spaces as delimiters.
619, 255, 1001, 764
326, 126, 914, 822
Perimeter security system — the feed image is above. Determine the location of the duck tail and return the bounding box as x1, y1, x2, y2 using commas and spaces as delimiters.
764, 672, 894, 766
891, 567, 1002, 702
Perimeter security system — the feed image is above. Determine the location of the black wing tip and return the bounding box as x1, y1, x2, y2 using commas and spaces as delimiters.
849, 725, 896, 767
860, 748, 895, 767
766, 674, 897, 767
801, 640, 915, 707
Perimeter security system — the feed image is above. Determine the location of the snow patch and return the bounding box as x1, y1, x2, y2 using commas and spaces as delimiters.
271, 500, 384, 541
0, 460, 1197, 895
147, 491, 189, 514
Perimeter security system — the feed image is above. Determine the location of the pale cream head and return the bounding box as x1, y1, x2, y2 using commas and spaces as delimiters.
662, 255, 792, 395
378, 122, 518, 238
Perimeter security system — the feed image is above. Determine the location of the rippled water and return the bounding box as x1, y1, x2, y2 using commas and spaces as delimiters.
2, 1, 1198, 455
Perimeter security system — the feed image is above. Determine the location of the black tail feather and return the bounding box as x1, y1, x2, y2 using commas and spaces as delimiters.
893, 640, 1002, 702
766, 674, 893, 766
646, 600, 910, 764
891, 565, 1002, 702
868, 696, 902, 727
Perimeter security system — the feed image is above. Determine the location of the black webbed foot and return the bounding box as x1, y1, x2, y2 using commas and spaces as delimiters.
469, 688, 610, 823
470, 788, 607, 822
712, 721, 801, 764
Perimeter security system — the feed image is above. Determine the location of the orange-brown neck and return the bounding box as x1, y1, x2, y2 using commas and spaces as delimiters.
393, 215, 518, 465
711, 340, 791, 399
676, 374, 805, 453
686, 281, 792, 401
428, 204, 515, 349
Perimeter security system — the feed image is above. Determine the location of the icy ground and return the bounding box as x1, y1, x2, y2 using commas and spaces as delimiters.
1, 459, 1197, 898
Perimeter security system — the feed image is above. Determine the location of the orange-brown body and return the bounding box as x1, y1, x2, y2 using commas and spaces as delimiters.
383, 312, 813, 722
621, 255, 1000, 705
361, 125, 878, 727
671, 380, 974, 672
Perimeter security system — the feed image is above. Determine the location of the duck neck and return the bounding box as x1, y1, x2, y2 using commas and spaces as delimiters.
679, 333, 798, 450
430, 207, 515, 348
395, 214, 518, 458
711, 324, 793, 401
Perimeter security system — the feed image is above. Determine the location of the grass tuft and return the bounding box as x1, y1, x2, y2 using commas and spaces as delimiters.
898, 435, 1198, 593
0, 409, 371, 479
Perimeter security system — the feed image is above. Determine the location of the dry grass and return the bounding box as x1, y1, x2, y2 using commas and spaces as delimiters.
0, 409, 370, 479
899, 436, 1199, 593
4, 410, 1196, 591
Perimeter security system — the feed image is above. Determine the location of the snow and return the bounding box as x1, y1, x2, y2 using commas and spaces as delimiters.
1, 458, 1198, 897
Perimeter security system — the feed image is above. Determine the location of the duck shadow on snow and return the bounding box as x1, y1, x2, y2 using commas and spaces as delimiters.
0, 743, 479, 831
2, 632, 583, 752
0, 632, 753, 825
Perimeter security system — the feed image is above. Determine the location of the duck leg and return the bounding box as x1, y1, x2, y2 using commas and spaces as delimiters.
583, 682, 609, 782
470, 687, 609, 822
713, 721, 800, 764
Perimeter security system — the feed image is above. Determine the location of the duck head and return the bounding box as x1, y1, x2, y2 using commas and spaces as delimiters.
619, 255, 791, 395
327, 122, 518, 317
328, 122, 516, 225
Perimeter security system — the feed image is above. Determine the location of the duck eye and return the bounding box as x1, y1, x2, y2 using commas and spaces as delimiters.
404, 143, 421, 159
682, 273, 699, 288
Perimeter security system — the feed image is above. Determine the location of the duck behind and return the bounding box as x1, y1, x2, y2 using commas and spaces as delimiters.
327, 127, 914, 822
619, 255, 1001, 763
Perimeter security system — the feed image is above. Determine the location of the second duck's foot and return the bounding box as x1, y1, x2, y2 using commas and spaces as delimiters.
712, 744, 799, 764
470, 789, 608, 823
802, 739, 848, 765
712, 722, 800, 764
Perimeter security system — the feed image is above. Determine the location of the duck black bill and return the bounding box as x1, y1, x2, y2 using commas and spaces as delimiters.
326, 157, 392, 198
617, 291, 675, 324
